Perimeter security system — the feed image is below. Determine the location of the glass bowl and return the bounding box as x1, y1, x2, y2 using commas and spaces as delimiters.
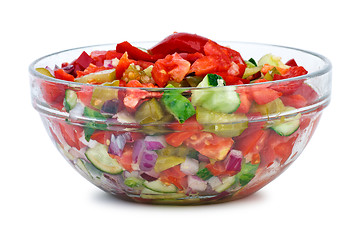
29, 42, 331, 204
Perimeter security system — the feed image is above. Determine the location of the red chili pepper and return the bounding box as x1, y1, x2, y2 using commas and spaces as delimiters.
149, 32, 209, 55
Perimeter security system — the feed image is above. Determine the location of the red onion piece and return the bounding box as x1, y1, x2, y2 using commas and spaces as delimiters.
139, 150, 158, 171
140, 173, 158, 182
224, 150, 243, 172
103, 60, 114, 68
69, 103, 84, 120
188, 175, 207, 192
144, 135, 167, 151
62, 64, 75, 75
101, 99, 124, 116
108, 133, 131, 156
198, 154, 210, 162
180, 157, 199, 175
45, 66, 55, 76
132, 140, 145, 164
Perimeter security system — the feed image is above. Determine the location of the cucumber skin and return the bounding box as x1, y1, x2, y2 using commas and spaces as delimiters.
64, 89, 77, 112
85, 144, 123, 175
143, 180, 178, 193
199, 91, 241, 114
270, 116, 301, 136
191, 74, 241, 114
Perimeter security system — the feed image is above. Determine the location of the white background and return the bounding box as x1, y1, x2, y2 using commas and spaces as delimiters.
1, 0, 358, 239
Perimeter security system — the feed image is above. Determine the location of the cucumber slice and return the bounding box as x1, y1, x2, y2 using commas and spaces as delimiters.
143, 180, 177, 193
270, 113, 301, 136
85, 143, 123, 174
192, 74, 240, 114
75, 158, 102, 179
213, 176, 236, 193
257, 53, 288, 69
269, 107, 301, 136
140, 188, 186, 200
242, 66, 262, 79
199, 90, 240, 113
64, 89, 78, 112
124, 177, 144, 188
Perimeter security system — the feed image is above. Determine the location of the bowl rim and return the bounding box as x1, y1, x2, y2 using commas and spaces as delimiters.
29, 41, 332, 91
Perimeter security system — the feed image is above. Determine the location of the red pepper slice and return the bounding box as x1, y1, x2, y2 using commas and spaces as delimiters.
149, 32, 209, 55
54, 69, 75, 81
116, 52, 135, 79
116, 41, 162, 62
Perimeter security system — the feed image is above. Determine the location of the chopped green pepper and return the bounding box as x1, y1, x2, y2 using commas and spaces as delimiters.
196, 168, 213, 180
235, 162, 259, 186
83, 107, 107, 141
161, 84, 195, 123
264, 67, 282, 81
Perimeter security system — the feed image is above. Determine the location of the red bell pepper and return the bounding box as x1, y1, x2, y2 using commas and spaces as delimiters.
149, 32, 209, 55
116, 41, 162, 62
116, 52, 135, 79
54, 69, 75, 81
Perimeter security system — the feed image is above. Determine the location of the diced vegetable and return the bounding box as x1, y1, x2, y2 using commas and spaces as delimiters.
180, 157, 199, 175
154, 155, 186, 173
135, 98, 164, 124
124, 177, 144, 188
75, 69, 116, 84
269, 113, 301, 136
63, 89, 77, 112
192, 74, 240, 113
196, 167, 213, 180
161, 84, 195, 123
143, 180, 177, 193
85, 143, 123, 174
139, 150, 158, 171
213, 176, 236, 193
144, 135, 167, 150
235, 162, 259, 186
196, 107, 248, 137
224, 150, 243, 172
108, 133, 131, 156
188, 175, 207, 192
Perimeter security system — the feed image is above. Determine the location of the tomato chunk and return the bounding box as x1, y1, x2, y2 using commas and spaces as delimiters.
152, 53, 190, 87
185, 133, 234, 160
251, 87, 282, 105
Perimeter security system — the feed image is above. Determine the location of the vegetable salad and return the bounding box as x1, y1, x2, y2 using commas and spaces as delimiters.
36, 33, 320, 203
